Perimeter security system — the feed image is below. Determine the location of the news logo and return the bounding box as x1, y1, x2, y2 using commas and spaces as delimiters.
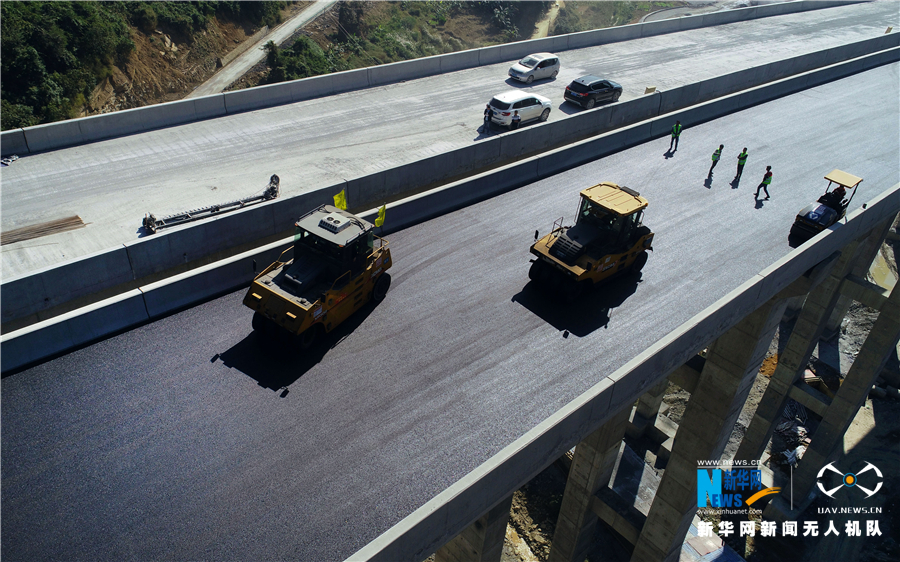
816, 462, 882, 498
698, 467, 781, 508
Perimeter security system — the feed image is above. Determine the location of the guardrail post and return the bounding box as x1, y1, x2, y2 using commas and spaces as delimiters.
434, 493, 513, 562
548, 405, 631, 562
630, 292, 791, 562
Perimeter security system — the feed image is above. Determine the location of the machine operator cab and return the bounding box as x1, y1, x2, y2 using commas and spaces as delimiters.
243, 205, 392, 349
790, 169, 862, 243
529, 182, 654, 299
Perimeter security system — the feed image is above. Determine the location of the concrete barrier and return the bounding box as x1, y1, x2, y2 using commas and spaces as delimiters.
1, 246, 134, 326
439, 49, 481, 73
272, 185, 343, 229
23, 119, 85, 153
124, 200, 279, 279
329, 68, 371, 95
565, 23, 641, 50
1, 129, 28, 155
0, 289, 149, 373
349, 179, 900, 561
224, 81, 294, 114
140, 240, 288, 319
148, 95, 228, 128
77, 106, 147, 142
289, 74, 335, 101
477, 44, 507, 66
368, 56, 443, 87
658, 82, 702, 115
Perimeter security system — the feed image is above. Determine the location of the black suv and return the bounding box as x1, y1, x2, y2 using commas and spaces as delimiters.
564, 76, 623, 109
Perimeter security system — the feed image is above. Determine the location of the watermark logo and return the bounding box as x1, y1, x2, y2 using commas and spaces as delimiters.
817, 462, 882, 498
697, 466, 781, 508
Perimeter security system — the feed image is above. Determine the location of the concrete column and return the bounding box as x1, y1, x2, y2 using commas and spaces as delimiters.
549, 406, 632, 562
631, 296, 788, 562
823, 218, 894, 339
435, 493, 514, 562
631, 378, 670, 437
765, 281, 900, 521
734, 243, 857, 463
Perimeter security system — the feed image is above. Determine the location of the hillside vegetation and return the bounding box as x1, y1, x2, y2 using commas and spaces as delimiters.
0, 1, 286, 130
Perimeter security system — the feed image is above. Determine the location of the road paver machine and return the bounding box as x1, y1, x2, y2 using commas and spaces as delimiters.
529, 182, 654, 298
243, 205, 392, 348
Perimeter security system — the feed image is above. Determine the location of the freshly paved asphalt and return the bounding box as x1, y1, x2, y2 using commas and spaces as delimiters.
2, 1, 897, 277
3, 62, 898, 561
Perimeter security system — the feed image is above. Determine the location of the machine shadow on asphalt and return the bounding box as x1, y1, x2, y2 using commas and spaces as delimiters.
511, 272, 642, 337
214, 301, 379, 394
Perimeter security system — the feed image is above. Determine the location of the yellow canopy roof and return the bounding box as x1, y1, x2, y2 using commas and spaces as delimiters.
581, 182, 648, 216
824, 169, 863, 188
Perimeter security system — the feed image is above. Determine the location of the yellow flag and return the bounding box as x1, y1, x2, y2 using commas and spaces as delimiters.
375, 204, 386, 227
333, 189, 347, 210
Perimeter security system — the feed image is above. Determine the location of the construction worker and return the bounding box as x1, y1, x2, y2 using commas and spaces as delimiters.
755, 166, 773, 199
708, 144, 723, 177
735, 148, 749, 180
669, 120, 682, 151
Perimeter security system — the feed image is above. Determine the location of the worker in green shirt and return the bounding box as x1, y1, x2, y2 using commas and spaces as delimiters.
755, 166, 773, 199
669, 120, 683, 151
734, 148, 749, 180
708, 144, 724, 177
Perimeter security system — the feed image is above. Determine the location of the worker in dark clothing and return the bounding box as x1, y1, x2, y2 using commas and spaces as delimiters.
755, 166, 773, 199
669, 121, 682, 151
482, 104, 493, 133
734, 148, 749, 180
511, 110, 521, 130
708, 144, 724, 177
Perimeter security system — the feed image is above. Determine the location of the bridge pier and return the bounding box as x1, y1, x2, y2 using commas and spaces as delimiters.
434, 493, 513, 562
765, 256, 900, 521
548, 406, 632, 562
629, 289, 790, 562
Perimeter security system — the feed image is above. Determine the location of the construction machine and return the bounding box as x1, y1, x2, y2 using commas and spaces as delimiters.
243, 205, 392, 348
529, 182, 653, 298
790, 169, 862, 242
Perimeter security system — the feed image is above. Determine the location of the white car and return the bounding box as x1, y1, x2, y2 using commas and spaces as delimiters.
508, 53, 560, 84
489, 91, 552, 128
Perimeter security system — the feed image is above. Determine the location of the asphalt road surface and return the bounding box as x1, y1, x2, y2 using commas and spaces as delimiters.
2, 1, 897, 277
3, 61, 898, 561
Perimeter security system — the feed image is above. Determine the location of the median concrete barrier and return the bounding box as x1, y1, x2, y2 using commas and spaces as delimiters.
658, 82, 702, 115
124, 201, 278, 279
269, 186, 338, 231
1, 246, 134, 326
607, 93, 661, 129
0, 289, 149, 373
1, 129, 28, 156
368, 56, 442, 87
224, 81, 294, 114
140, 240, 288, 319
